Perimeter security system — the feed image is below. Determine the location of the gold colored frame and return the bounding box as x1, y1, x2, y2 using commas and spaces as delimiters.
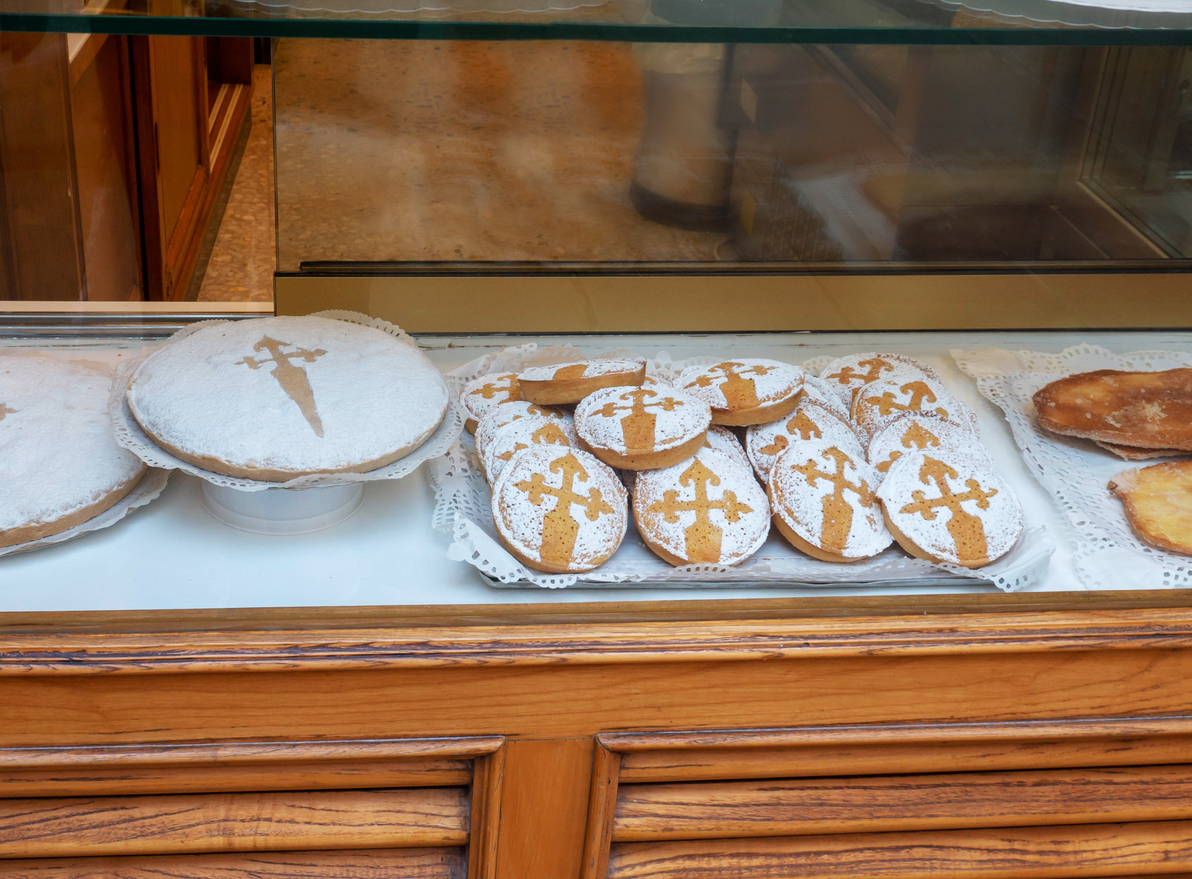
275, 267, 1192, 333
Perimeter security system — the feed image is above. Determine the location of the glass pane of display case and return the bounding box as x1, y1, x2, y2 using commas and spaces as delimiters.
2, 2, 1192, 609
7, 0, 1192, 39
273, 38, 1192, 270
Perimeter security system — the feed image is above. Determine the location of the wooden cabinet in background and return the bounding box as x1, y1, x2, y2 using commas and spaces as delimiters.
0, 31, 251, 303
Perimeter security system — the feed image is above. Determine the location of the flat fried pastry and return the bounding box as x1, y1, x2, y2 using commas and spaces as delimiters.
1033, 368, 1192, 451
1109, 461, 1192, 555
1095, 441, 1189, 461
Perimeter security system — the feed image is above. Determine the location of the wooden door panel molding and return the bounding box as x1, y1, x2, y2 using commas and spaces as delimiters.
0, 786, 470, 859
0, 736, 503, 798
8, 603, 1192, 675
613, 765, 1192, 841
581, 718, 1192, 879
604, 716, 1192, 782
581, 744, 621, 879
606, 820, 1192, 879
0, 847, 468, 879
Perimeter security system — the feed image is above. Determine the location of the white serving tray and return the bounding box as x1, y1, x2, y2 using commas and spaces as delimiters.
431, 343, 1053, 591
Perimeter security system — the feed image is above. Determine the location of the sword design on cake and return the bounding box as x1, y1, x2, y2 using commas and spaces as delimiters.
792, 446, 874, 554
0, 403, 15, 422
900, 456, 998, 559
648, 457, 752, 563
238, 336, 328, 437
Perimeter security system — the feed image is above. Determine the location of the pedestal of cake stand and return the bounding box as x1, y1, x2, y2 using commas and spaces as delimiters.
200, 481, 365, 535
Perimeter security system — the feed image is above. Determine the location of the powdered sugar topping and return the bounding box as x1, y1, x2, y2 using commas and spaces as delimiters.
747, 398, 863, 484
799, 374, 853, 422
634, 447, 770, 566
128, 316, 448, 477
0, 353, 145, 535
474, 400, 566, 462
679, 359, 803, 412
461, 372, 521, 423
575, 386, 710, 454
703, 425, 751, 471
850, 375, 975, 442
867, 415, 986, 479
484, 415, 579, 483
819, 353, 939, 407
519, 358, 646, 382
769, 437, 892, 560
878, 448, 1023, 565
491, 445, 628, 571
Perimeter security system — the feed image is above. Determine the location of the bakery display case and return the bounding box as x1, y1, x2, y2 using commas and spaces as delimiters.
5, 4, 1192, 879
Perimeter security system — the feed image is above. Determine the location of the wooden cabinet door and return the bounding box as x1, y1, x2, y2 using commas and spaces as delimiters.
587, 719, 1192, 879
131, 33, 210, 301
0, 736, 504, 879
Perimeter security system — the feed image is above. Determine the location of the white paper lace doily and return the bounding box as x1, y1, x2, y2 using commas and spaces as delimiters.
430, 344, 1052, 590
109, 311, 463, 491
953, 344, 1192, 590
0, 468, 170, 558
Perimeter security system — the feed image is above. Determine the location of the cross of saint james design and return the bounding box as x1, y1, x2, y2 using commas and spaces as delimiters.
825, 357, 894, 388
863, 380, 947, 419
0, 403, 16, 422
594, 388, 683, 451
757, 410, 822, 458
515, 453, 614, 566
791, 447, 874, 553
495, 421, 571, 464
470, 375, 516, 401
877, 421, 942, 473
688, 362, 776, 410
900, 456, 998, 559
648, 457, 752, 563
237, 336, 328, 437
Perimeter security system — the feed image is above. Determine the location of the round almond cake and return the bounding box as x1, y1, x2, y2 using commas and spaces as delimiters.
128, 317, 449, 481
0, 353, 146, 548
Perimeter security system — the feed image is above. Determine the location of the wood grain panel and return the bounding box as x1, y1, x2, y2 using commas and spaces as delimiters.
0, 847, 467, 878
606, 820, 1192, 879
467, 748, 505, 879
495, 739, 593, 879
8, 605, 1192, 675
0, 787, 469, 858
613, 765, 1192, 841
609, 718, 1192, 783
0, 737, 498, 798
581, 744, 621, 879
6, 651, 1192, 744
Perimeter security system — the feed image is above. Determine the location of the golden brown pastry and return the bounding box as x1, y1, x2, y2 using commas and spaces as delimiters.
519, 359, 646, 405
1095, 441, 1189, 461
1033, 368, 1192, 451
1109, 461, 1192, 555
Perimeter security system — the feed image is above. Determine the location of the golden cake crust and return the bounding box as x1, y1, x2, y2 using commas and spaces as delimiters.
1109, 461, 1192, 555
1033, 368, 1192, 451
519, 359, 646, 405
0, 469, 145, 549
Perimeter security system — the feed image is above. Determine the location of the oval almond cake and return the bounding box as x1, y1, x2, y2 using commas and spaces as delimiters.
0, 353, 146, 548
128, 316, 449, 481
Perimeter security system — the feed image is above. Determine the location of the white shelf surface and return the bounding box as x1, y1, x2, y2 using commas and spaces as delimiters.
1, 329, 1188, 613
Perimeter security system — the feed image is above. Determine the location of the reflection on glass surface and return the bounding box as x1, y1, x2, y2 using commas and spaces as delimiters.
272, 37, 1192, 271
6, 0, 1192, 39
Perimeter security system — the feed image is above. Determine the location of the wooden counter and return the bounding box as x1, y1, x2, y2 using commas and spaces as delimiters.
4, 593, 1192, 879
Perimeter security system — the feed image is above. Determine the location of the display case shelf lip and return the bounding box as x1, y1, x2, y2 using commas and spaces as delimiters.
4, 598, 1192, 677
5, 13, 1192, 44
291, 259, 1192, 278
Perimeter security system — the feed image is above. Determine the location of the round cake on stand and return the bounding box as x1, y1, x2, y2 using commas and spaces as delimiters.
116, 312, 458, 535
